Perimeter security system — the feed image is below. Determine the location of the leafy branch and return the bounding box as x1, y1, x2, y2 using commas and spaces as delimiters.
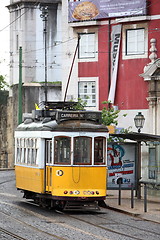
101, 101, 120, 126
0, 75, 9, 90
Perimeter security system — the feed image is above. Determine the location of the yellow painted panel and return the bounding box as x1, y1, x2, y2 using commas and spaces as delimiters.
46, 166, 53, 192
15, 166, 107, 198
107, 125, 115, 133
15, 166, 44, 193
52, 166, 107, 197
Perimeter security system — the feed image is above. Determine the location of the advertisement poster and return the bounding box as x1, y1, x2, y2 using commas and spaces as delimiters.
107, 143, 137, 189
108, 24, 121, 104
68, 0, 146, 22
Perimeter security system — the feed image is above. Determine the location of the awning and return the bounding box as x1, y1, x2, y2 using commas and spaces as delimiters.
110, 132, 160, 142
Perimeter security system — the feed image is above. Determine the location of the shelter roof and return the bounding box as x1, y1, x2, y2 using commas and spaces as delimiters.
110, 132, 160, 143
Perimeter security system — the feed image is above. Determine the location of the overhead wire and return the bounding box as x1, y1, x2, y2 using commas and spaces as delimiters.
3, 0, 160, 70
0, 0, 159, 34
0, 0, 40, 33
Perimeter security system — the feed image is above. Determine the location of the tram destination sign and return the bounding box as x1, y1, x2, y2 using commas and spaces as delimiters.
57, 111, 102, 123
32, 109, 102, 123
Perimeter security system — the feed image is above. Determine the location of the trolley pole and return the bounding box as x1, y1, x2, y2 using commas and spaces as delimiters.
64, 36, 80, 102
40, 6, 48, 106
18, 46, 23, 125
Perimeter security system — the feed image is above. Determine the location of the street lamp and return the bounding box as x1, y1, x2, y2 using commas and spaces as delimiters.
40, 6, 48, 105
134, 112, 145, 133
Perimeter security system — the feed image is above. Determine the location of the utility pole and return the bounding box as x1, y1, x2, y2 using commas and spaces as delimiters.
18, 46, 22, 125
40, 6, 48, 106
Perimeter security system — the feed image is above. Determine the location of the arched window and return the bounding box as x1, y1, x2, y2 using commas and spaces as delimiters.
54, 136, 71, 164
74, 137, 92, 165
94, 137, 106, 165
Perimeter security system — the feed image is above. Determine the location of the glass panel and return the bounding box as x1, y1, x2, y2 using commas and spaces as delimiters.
78, 81, 96, 107
27, 148, 31, 164
74, 137, 92, 164
79, 33, 95, 58
148, 148, 157, 179
16, 138, 38, 166
126, 29, 144, 55
46, 139, 52, 164
54, 137, 71, 164
94, 137, 106, 165
16, 147, 21, 163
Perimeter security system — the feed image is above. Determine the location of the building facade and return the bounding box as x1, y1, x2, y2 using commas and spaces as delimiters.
63, 0, 160, 192
6, 1, 160, 193
6, 0, 62, 167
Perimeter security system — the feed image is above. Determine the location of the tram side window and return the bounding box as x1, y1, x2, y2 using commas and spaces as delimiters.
16, 138, 38, 166
27, 138, 38, 165
16, 138, 25, 164
74, 137, 92, 165
45, 139, 52, 164
16, 138, 22, 163
54, 137, 71, 164
94, 137, 106, 165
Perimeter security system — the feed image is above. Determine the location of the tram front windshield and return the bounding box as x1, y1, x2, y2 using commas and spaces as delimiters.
54, 136, 106, 165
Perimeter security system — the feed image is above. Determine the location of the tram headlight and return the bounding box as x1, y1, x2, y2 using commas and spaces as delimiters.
74, 190, 80, 195
96, 191, 99, 195
64, 191, 68, 194
69, 191, 73, 194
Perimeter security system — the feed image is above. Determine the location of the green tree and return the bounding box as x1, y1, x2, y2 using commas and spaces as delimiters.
101, 101, 121, 126
71, 97, 89, 110
101, 101, 132, 142
0, 75, 9, 90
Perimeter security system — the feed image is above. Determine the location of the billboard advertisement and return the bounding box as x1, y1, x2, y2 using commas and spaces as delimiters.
68, 0, 146, 22
107, 143, 137, 189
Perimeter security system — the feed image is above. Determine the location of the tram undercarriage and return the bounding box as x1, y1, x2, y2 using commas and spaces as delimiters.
22, 190, 105, 211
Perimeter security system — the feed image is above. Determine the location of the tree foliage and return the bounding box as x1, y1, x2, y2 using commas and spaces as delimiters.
71, 97, 89, 110
101, 101, 120, 126
0, 75, 9, 90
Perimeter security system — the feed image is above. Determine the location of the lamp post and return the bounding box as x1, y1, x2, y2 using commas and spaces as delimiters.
40, 6, 48, 106
134, 112, 145, 133
134, 112, 145, 199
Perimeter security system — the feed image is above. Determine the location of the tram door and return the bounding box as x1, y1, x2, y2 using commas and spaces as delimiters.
45, 139, 53, 193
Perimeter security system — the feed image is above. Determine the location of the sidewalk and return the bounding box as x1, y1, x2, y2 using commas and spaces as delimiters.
104, 190, 160, 224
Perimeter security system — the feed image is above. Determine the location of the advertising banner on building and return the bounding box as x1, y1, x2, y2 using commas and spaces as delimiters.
107, 143, 137, 189
108, 24, 121, 104
68, 0, 146, 22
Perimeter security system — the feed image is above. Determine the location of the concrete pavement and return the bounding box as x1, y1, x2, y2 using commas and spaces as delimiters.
105, 190, 160, 224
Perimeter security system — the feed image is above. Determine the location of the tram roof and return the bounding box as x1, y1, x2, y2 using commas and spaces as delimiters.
16, 108, 109, 132
16, 119, 109, 132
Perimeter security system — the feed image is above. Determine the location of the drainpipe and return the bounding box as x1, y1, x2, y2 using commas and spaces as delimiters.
108, 20, 111, 108
18, 46, 22, 125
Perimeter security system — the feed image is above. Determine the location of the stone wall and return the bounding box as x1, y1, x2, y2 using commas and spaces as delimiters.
0, 91, 9, 168
5, 83, 61, 168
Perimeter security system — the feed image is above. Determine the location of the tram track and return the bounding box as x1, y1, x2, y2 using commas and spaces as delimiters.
89, 208, 160, 236
55, 208, 160, 240
0, 200, 159, 240
0, 203, 109, 240
0, 209, 66, 240
0, 226, 27, 240
0, 179, 14, 185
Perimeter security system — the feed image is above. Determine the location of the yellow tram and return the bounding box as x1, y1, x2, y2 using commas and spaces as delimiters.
15, 102, 109, 210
